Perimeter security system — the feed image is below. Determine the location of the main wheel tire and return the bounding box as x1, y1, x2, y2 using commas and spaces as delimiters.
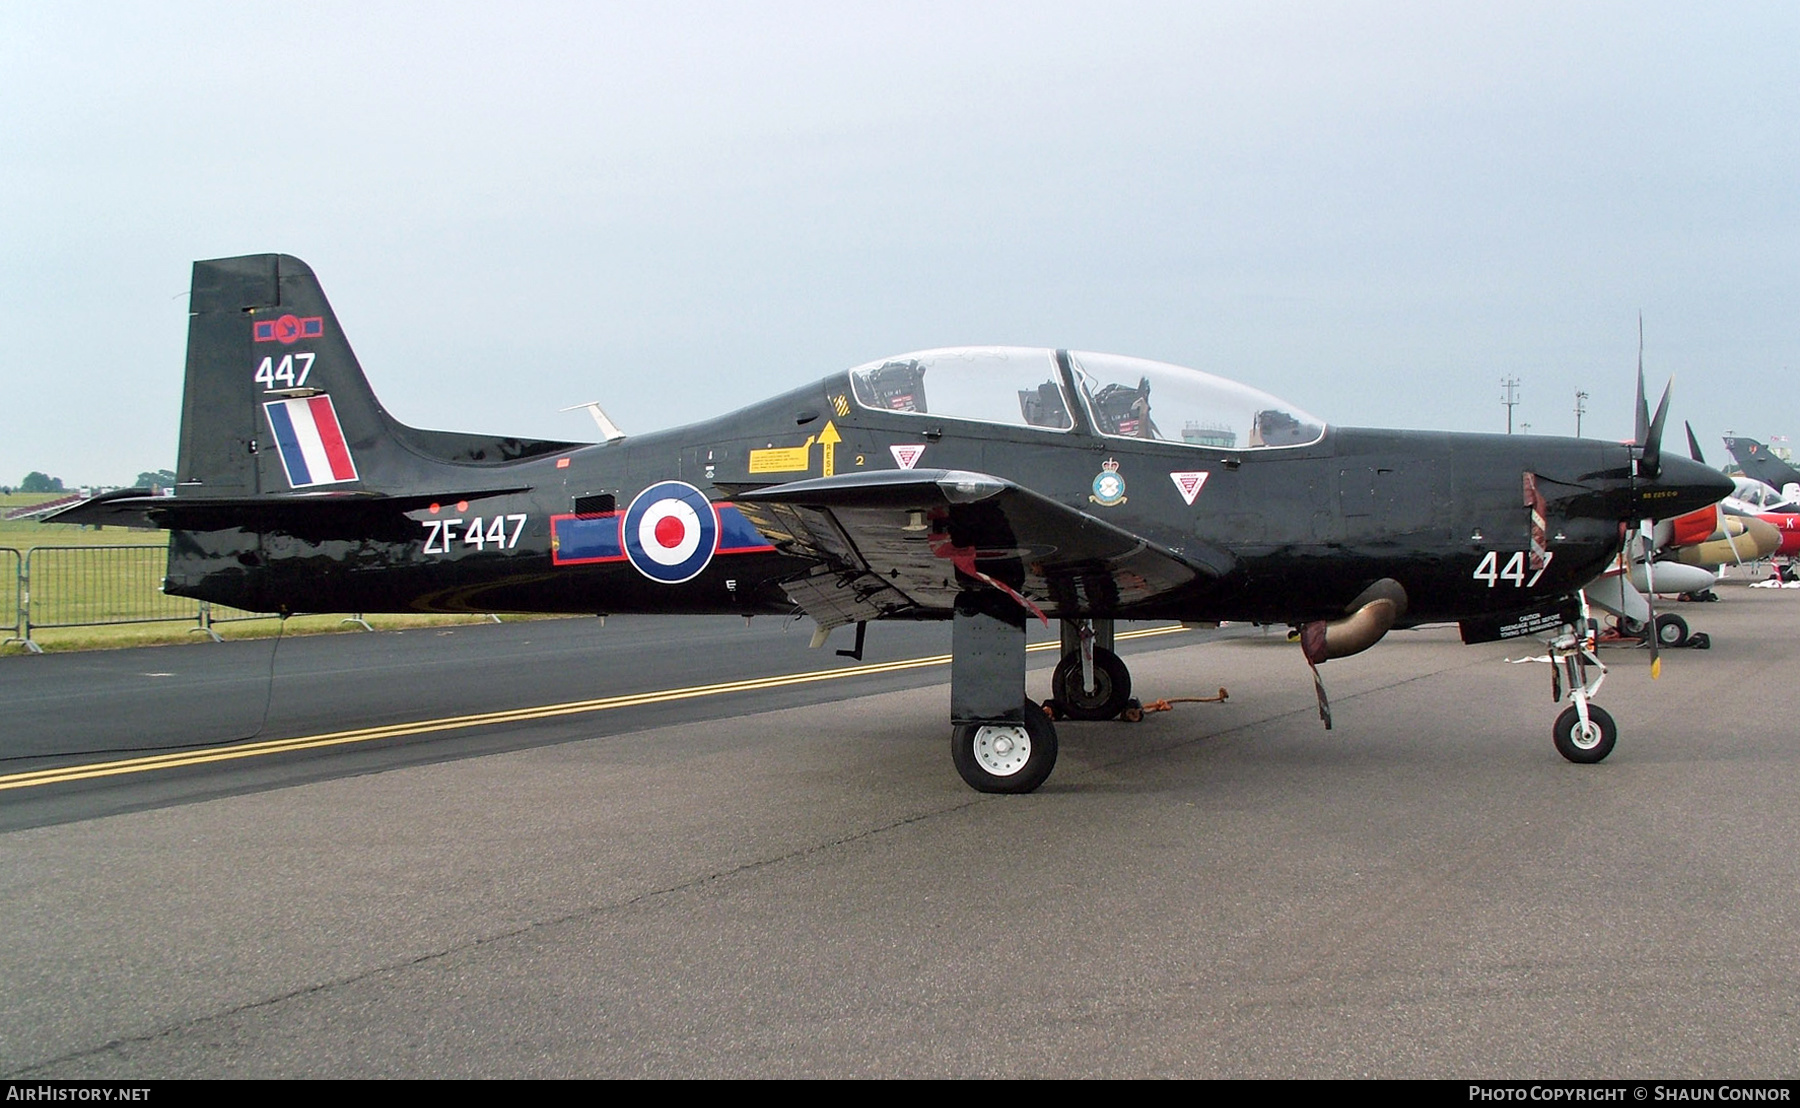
952, 700, 1059, 793
1654, 612, 1689, 648
1050, 648, 1132, 721
1553, 704, 1617, 764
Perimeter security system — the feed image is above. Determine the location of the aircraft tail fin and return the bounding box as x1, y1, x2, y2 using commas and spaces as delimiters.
1722, 434, 1765, 466
177, 254, 586, 498
1722, 434, 1800, 492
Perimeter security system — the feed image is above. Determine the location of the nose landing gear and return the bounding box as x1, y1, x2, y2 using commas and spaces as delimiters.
1553, 703, 1617, 763
1547, 600, 1616, 764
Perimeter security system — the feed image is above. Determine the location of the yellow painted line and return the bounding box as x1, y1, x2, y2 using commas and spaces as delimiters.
0, 623, 1190, 791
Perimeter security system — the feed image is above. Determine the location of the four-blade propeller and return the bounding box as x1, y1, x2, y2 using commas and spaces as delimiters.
1632, 319, 1674, 678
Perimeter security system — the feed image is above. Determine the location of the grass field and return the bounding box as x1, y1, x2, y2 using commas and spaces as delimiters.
0, 492, 530, 654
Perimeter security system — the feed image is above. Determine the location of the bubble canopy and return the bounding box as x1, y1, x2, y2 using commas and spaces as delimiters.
845, 347, 1326, 450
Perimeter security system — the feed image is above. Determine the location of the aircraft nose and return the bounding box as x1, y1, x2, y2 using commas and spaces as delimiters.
1635, 454, 1734, 520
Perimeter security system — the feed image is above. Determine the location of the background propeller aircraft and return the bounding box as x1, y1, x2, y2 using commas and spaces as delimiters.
1715, 479, 1800, 566
1692, 427, 1799, 563
1579, 504, 1775, 650
1576, 424, 1783, 648
1722, 472, 1799, 516
56, 255, 1733, 792
1693, 426, 1796, 538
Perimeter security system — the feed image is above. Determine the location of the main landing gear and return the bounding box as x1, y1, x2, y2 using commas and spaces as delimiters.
948, 607, 1139, 793
1049, 618, 1133, 721
1613, 612, 1708, 651
951, 703, 1058, 793
950, 593, 1054, 793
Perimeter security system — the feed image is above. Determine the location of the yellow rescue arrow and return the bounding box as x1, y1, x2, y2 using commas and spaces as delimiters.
818, 421, 841, 477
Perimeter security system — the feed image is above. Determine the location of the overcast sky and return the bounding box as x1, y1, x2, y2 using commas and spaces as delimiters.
3, 2, 1796, 486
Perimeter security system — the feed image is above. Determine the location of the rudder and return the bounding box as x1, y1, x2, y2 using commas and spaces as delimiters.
177, 254, 586, 499
179, 254, 400, 496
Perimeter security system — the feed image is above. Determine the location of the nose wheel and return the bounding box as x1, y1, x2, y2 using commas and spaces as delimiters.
1553, 703, 1617, 763
952, 700, 1058, 793
1547, 604, 1618, 764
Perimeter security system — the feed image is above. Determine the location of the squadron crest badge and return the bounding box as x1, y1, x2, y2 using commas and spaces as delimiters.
1089, 458, 1127, 506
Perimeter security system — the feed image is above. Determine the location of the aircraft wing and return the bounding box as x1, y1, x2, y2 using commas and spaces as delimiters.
731, 469, 1213, 628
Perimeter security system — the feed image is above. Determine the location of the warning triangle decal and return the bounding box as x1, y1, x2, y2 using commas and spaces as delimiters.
1169, 471, 1208, 505
890, 444, 926, 470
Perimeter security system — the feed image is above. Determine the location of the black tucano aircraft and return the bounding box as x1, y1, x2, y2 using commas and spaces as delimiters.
58, 255, 1732, 792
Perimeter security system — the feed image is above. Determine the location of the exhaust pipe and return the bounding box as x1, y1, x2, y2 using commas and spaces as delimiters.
1300, 578, 1409, 664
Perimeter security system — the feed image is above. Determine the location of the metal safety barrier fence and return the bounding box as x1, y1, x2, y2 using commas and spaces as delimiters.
0, 548, 21, 649
6, 545, 274, 651
23, 544, 197, 633
0, 544, 505, 653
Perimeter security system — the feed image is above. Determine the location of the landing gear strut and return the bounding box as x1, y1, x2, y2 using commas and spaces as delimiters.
1050, 618, 1133, 720
950, 592, 1059, 793
1547, 596, 1617, 764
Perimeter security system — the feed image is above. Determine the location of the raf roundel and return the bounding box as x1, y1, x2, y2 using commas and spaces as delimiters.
621, 481, 720, 584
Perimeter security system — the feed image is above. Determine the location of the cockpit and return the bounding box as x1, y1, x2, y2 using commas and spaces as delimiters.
845, 346, 1326, 449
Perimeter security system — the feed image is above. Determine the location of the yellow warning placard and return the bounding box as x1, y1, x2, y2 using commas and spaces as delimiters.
748, 436, 814, 473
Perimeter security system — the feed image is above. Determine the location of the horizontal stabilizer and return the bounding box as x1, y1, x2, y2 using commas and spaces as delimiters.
46, 486, 531, 531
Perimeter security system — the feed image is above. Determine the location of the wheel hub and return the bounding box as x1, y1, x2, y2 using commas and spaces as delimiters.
972, 724, 1032, 776
1074, 673, 1110, 706
1571, 721, 1604, 750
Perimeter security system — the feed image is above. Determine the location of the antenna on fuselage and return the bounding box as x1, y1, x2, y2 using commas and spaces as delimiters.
562, 401, 627, 442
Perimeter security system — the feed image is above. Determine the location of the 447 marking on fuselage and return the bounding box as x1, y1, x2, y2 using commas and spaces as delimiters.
1473, 550, 1555, 589
422, 514, 528, 554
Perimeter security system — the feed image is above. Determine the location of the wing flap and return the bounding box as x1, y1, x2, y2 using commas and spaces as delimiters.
733, 469, 1211, 626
